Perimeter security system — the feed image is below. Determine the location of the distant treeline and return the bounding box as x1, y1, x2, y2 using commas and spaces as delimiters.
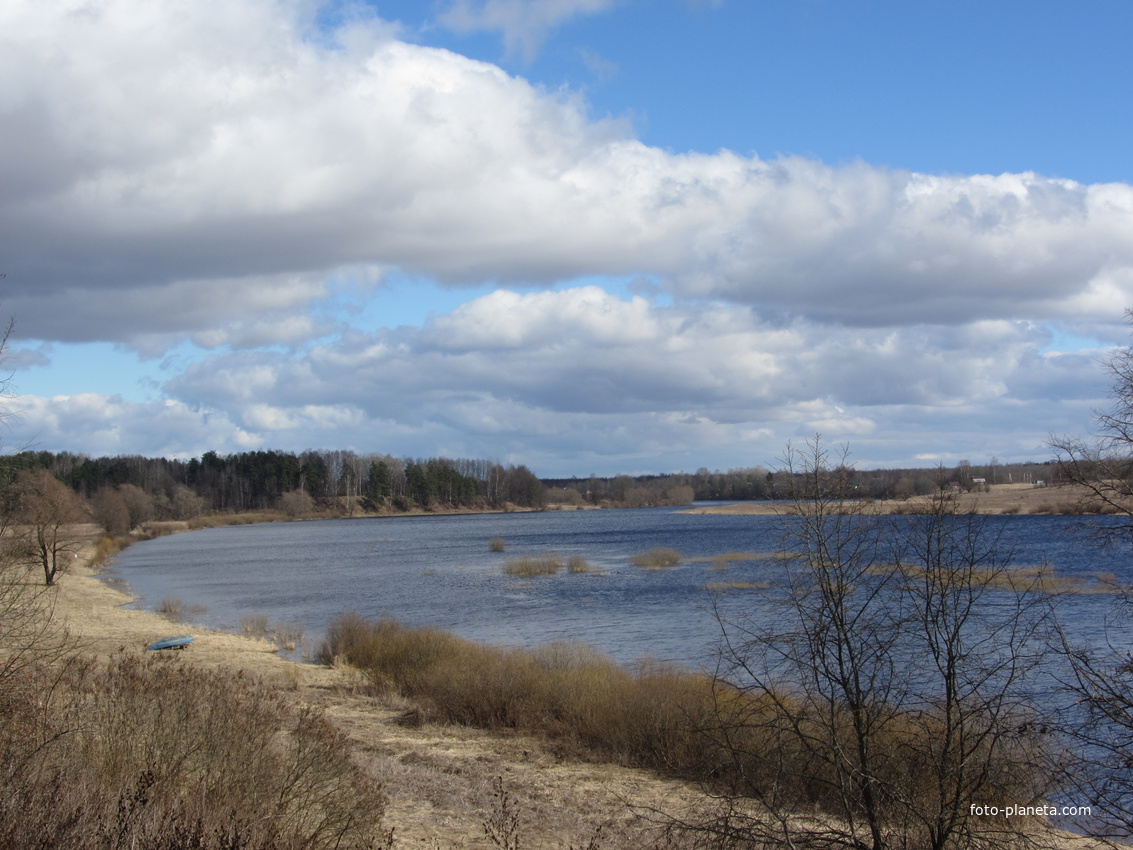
0, 449, 545, 519
0, 449, 1065, 525
544, 457, 1062, 506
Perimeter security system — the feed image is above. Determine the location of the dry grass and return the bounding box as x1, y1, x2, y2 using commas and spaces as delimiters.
689, 551, 790, 572
503, 554, 564, 576
316, 612, 1054, 849
87, 533, 133, 571
489, 536, 507, 552
1, 652, 390, 849
242, 612, 270, 635
629, 547, 682, 569
704, 580, 770, 592
138, 520, 186, 538
156, 595, 205, 622
273, 621, 305, 652
187, 510, 289, 529
567, 555, 591, 573
318, 614, 721, 774
866, 562, 1126, 595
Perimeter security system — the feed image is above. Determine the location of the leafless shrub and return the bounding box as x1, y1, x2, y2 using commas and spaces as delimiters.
483, 776, 523, 850
242, 612, 270, 636
1049, 320, 1133, 838
692, 438, 1059, 850
1, 652, 391, 849
157, 596, 185, 620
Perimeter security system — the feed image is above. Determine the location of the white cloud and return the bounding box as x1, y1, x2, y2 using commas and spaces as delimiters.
577, 47, 619, 81
8, 394, 262, 458
100, 288, 1102, 472
438, 0, 619, 60
3, 0, 1131, 356
1, 0, 1131, 473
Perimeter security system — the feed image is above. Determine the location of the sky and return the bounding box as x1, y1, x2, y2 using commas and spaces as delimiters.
2, 0, 1133, 478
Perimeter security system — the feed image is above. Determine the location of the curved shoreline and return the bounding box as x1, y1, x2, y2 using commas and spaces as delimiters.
48, 536, 706, 848
48, 527, 1113, 849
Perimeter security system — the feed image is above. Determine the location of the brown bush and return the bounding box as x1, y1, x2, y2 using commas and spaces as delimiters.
318, 615, 752, 778
0, 652, 390, 849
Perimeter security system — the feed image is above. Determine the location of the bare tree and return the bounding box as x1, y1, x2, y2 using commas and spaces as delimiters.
691, 438, 1056, 850
15, 469, 87, 585
1053, 601, 1133, 841
1051, 314, 1133, 541
1049, 318, 1133, 840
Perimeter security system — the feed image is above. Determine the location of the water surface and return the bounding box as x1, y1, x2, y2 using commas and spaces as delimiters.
108, 508, 1132, 667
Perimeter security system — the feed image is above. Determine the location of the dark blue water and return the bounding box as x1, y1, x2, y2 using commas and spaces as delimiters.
107, 507, 1132, 667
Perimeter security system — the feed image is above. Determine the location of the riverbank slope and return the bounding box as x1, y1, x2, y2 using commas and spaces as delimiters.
49, 539, 704, 849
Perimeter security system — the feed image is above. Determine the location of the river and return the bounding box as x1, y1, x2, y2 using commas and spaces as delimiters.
106, 506, 1132, 668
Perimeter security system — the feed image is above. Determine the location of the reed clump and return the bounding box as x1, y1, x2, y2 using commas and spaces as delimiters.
157, 596, 185, 620
566, 555, 591, 573
503, 554, 564, 576
704, 579, 770, 592
88, 534, 134, 570
488, 536, 507, 552
242, 612, 270, 636
629, 547, 682, 569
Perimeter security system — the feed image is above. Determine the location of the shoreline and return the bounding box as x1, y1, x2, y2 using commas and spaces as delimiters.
48, 527, 1114, 849
682, 482, 1094, 516
49, 537, 706, 848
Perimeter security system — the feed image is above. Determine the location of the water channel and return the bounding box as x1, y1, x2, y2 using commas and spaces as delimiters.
108, 506, 1133, 668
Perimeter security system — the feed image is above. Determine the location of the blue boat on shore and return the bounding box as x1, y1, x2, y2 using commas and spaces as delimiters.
146, 635, 194, 651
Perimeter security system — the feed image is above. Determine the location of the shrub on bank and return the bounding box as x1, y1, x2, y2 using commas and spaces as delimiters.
318, 613, 1055, 838
1, 652, 390, 849
317, 614, 718, 771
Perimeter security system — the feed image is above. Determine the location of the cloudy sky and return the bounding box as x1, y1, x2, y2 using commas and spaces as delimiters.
2, 0, 1132, 477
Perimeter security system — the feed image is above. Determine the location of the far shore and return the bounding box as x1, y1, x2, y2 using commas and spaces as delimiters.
149, 481, 1098, 535
682, 481, 1092, 516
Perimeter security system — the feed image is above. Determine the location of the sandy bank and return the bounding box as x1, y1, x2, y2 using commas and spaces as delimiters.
49, 539, 702, 849
45, 526, 1112, 849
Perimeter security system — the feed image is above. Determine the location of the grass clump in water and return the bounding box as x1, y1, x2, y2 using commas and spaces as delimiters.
566, 555, 590, 573
489, 536, 507, 552
629, 547, 682, 569
503, 554, 564, 576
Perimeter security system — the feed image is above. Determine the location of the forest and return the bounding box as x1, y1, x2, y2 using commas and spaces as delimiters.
0, 447, 1065, 528
0, 448, 546, 523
